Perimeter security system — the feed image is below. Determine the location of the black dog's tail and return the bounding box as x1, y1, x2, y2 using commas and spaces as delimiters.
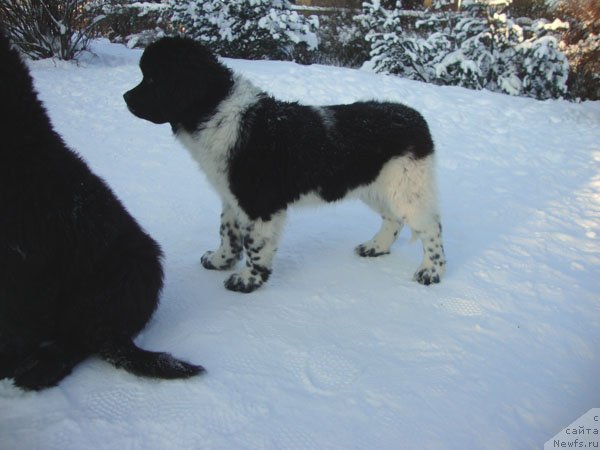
100, 340, 204, 379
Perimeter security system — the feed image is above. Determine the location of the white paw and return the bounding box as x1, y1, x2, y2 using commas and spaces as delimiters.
201, 250, 239, 271
224, 266, 270, 293
354, 242, 389, 258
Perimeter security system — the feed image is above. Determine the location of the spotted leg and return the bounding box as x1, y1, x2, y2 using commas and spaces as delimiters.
356, 216, 403, 257
412, 218, 446, 285
201, 204, 243, 271
379, 154, 446, 285
224, 212, 286, 293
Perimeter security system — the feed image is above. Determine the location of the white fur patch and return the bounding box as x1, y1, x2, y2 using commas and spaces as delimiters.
371, 154, 439, 227
175, 75, 262, 213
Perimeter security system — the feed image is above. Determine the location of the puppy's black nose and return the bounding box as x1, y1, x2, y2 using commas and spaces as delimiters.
123, 91, 131, 105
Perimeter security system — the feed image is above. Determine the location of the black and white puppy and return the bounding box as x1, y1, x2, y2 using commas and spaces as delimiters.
0, 31, 202, 390
124, 37, 446, 293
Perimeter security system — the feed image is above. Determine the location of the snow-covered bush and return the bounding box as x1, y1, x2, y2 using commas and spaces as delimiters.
87, 1, 171, 47
360, 1, 570, 99
311, 10, 370, 67
0, 0, 104, 60
170, 0, 318, 60
515, 33, 569, 99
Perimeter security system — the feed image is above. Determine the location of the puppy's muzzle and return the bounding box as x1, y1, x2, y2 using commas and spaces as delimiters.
123, 90, 133, 108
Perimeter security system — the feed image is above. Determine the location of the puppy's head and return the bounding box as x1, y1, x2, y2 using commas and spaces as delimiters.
123, 37, 233, 126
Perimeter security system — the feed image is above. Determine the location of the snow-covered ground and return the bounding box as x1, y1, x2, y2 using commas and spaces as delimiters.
1, 40, 599, 449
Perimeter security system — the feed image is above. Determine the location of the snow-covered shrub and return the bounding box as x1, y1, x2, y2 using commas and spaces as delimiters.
360, 1, 570, 99
312, 10, 370, 67
170, 0, 318, 60
357, 1, 422, 76
515, 34, 569, 99
87, 1, 171, 47
0, 0, 104, 60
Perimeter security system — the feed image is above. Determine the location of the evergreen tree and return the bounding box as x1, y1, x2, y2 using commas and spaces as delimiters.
359, 1, 569, 99
170, 0, 318, 60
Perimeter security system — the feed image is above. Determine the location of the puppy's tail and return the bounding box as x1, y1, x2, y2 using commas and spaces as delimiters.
100, 339, 204, 380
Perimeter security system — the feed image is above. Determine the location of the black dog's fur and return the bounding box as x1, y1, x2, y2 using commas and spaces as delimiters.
0, 31, 203, 390
227, 99, 434, 220
125, 37, 446, 293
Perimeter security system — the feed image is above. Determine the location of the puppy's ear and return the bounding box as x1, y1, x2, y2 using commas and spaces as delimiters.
176, 39, 234, 98
187, 39, 219, 64
177, 39, 222, 72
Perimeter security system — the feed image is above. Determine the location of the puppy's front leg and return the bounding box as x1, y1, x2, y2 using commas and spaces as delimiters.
201, 204, 243, 270
224, 212, 286, 293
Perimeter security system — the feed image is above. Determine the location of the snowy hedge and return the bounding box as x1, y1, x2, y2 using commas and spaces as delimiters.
309, 9, 370, 67
359, 1, 570, 100
87, 1, 172, 47
170, 0, 318, 60
0, 0, 103, 60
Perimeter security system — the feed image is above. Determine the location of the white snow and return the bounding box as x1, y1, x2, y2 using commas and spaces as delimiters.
1, 39, 599, 449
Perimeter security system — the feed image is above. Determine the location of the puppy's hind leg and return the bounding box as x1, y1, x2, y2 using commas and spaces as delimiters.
224, 212, 286, 293
201, 204, 243, 270
380, 155, 446, 285
355, 216, 403, 257
410, 215, 446, 285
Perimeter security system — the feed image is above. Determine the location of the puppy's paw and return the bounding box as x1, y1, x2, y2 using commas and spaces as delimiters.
201, 250, 239, 271
413, 265, 441, 286
355, 243, 390, 258
224, 266, 270, 293
224, 273, 262, 293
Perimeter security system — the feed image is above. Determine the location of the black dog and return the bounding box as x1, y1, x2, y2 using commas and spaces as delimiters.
124, 37, 446, 293
0, 31, 203, 390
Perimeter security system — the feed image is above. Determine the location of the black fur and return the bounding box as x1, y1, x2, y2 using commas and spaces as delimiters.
231, 98, 434, 220
125, 38, 233, 130
0, 31, 203, 390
